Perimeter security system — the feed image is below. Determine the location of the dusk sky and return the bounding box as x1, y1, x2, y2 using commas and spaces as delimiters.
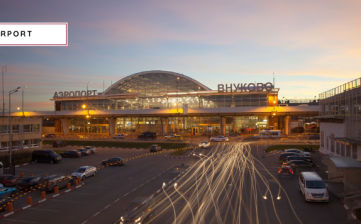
0, 0, 360, 111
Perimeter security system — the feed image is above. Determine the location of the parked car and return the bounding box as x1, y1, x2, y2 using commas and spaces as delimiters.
278, 166, 295, 175
282, 160, 315, 168
17, 177, 41, 191
60, 150, 82, 158
210, 136, 229, 142
150, 144, 162, 152
77, 148, 91, 156
32, 150, 62, 164
278, 152, 303, 161
199, 141, 211, 148
164, 134, 176, 139
138, 132, 157, 140
45, 134, 56, 138
0, 187, 17, 197
168, 135, 183, 141
309, 135, 320, 140
113, 134, 126, 139
102, 158, 124, 166
38, 174, 72, 192
53, 141, 67, 147
119, 197, 157, 224
283, 156, 312, 163
299, 172, 329, 202
84, 146, 96, 154
284, 149, 303, 153
0, 196, 15, 212
71, 166, 96, 181
0, 175, 18, 187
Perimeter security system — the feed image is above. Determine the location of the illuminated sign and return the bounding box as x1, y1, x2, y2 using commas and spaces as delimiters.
218, 82, 273, 93
53, 90, 97, 99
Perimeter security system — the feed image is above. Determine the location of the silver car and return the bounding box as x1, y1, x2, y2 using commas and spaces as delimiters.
71, 166, 97, 181
84, 146, 96, 154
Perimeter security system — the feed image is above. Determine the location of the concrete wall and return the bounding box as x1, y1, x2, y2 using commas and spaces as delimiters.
319, 121, 345, 155
42, 127, 55, 135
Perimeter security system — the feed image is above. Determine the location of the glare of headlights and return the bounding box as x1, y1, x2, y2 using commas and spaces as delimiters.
174, 183, 178, 187
277, 196, 281, 200
263, 196, 267, 200
135, 217, 141, 222
121, 216, 124, 221
199, 153, 202, 156
162, 182, 166, 187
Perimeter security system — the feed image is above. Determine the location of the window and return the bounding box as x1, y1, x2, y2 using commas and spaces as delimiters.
23, 125, 30, 133
31, 124, 39, 133
0, 125, 8, 134
31, 139, 40, 147
352, 144, 357, 159
0, 142, 8, 150
12, 125, 19, 133
320, 132, 324, 147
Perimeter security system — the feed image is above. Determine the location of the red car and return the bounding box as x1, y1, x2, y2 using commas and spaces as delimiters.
0, 175, 18, 187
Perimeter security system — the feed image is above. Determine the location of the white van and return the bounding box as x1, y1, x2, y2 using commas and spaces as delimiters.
299, 172, 329, 202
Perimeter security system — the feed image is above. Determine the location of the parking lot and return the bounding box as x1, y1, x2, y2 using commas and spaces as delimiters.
0, 145, 202, 224
0, 143, 353, 224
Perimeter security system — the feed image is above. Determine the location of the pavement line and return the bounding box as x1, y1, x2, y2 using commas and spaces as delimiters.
28, 208, 60, 212
23, 205, 31, 210
344, 204, 349, 210
81, 165, 175, 224
65, 189, 71, 193
38, 199, 46, 203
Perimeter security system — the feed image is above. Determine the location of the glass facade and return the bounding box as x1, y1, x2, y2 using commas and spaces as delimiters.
65, 116, 270, 135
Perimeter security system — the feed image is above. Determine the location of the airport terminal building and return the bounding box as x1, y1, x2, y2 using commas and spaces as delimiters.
13, 70, 319, 136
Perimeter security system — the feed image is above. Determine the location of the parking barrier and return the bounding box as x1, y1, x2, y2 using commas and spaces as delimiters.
54, 186, 59, 193
77, 177, 81, 183
41, 191, 46, 199
30, 174, 34, 177
7, 203, 13, 212
20, 173, 24, 178
74, 180, 78, 186
66, 183, 71, 189
27, 196, 32, 205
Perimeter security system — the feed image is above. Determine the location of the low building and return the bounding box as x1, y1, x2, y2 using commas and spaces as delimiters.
318, 77, 361, 159
0, 117, 42, 151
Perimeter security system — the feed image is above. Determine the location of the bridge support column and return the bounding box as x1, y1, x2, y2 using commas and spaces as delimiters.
220, 116, 226, 136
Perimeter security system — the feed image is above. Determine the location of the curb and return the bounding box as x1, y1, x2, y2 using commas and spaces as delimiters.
5, 162, 34, 170
44, 144, 149, 150
0, 182, 85, 220
164, 149, 196, 159
338, 199, 361, 224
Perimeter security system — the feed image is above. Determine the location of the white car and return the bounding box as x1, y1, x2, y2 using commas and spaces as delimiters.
113, 134, 126, 139
199, 141, 211, 148
71, 166, 97, 181
164, 134, 176, 139
285, 149, 311, 158
210, 136, 229, 142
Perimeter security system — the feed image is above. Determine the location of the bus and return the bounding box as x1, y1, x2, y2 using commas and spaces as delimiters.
258, 130, 284, 139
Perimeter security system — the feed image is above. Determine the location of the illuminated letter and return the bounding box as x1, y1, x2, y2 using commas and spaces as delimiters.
233, 84, 240, 92
58, 92, 63, 98
75, 91, 80, 97
64, 91, 69, 98
218, 84, 224, 93
81, 91, 86, 97
239, 83, 247, 92
257, 83, 264, 91
248, 83, 256, 92
69, 91, 74, 97
226, 84, 232, 93
87, 90, 92, 96
92, 90, 97, 95
264, 82, 273, 91
53, 92, 58, 98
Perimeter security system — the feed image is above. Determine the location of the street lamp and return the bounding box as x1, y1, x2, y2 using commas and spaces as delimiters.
86, 82, 91, 115
22, 86, 27, 116
9, 87, 21, 168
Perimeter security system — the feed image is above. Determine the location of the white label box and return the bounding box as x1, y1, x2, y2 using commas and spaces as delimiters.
0, 23, 68, 46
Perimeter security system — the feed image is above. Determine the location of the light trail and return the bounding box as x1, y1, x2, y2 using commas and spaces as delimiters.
148, 143, 303, 224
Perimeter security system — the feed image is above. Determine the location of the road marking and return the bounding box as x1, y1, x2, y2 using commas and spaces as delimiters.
71, 192, 94, 195
28, 208, 60, 212
4, 219, 37, 223
52, 199, 82, 203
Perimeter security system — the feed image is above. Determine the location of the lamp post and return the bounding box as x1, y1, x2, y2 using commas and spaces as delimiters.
2, 66, 6, 116
9, 87, 21, 168
22, 86, 27, 116
86, 82, 91, 115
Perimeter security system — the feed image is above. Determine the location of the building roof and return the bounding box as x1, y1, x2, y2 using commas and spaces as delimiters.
329, 156, 361, 171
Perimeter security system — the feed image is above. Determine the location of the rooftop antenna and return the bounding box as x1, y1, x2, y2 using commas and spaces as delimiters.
2, 66, 7, 116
